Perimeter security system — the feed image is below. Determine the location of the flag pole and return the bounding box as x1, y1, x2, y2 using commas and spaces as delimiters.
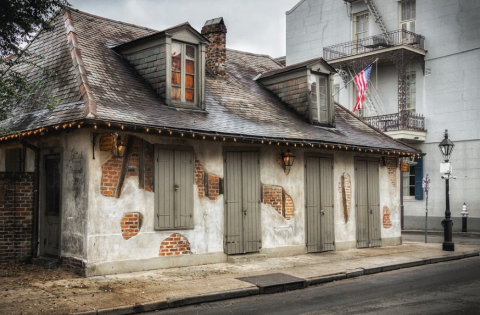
332, 58, 379, 97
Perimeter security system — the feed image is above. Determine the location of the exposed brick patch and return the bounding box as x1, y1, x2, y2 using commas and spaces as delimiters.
61, 256, 85, 276
194, 155, 221, 201
100, 155, 122, 197
120, 212, 142, 240
159, 233, 191, 256
100, 136, 153, 197
386, 157, 397, 188
383, 206, 392, 229
262, 184, 294, 220
338, 172, 352, 224
0, 173, 35, 264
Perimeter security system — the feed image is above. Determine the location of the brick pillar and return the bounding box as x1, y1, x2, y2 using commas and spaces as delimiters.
201, 17, 227, 77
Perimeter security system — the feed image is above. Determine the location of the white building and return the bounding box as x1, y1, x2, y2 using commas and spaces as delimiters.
286, 0, 480, 232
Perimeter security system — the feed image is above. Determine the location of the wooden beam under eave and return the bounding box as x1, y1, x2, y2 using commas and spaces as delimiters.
115, 135, 135, 198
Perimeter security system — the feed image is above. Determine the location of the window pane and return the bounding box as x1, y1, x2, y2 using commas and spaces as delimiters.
186, 45, 195, 60
172, 42, 182, 57
172, 57, 181, 72
172, 72, 181, 86
172, 87, 181, 100
185, 88, 195, 102
185, 74, 194, 88
309, 75, 317, 109
186, 60, 195, 75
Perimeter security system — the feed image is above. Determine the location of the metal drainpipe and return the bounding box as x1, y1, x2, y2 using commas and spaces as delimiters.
21, 140, 40, 261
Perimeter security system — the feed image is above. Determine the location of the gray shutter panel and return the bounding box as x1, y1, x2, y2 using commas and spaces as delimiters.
225, 152, 243, 254
174, 149, 194, 228
320, 158, 335, 251
155, 148, 175, 229
355, 160, 368, 248
414, 157, 424, 200
306, 156, 320, 252
368, 161, 381, 247
242, 151, 261, 253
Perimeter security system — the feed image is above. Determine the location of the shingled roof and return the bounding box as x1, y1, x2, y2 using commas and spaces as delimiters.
0, 9, 420, 154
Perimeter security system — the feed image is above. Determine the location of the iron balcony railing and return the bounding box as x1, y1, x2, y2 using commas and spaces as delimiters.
363, 111, 425, 132
323, 29, 425, 61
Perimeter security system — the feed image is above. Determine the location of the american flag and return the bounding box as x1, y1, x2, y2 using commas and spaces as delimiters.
353, 64, 373, 112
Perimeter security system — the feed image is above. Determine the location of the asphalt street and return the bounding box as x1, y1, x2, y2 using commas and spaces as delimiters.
149, 256, 480, 315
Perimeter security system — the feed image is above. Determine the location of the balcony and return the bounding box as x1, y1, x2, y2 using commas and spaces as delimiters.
363, 111, 426, 143
323, 29, 425, 62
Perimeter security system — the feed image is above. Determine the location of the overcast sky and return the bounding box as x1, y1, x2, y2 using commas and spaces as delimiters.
69, 0, 301, 58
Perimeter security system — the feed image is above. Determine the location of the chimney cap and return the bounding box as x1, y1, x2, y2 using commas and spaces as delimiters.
204, 17, 225, 26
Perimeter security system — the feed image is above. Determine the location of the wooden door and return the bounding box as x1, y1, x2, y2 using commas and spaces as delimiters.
224, 151, 261, 254
355, 159, 381, 248
42, 154, 61, 257
305, 156, 335, 253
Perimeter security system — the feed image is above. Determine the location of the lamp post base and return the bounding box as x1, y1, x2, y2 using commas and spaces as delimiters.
442, 242, 455, 251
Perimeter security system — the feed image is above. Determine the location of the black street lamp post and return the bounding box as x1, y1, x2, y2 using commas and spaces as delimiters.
439, 129, 455, 251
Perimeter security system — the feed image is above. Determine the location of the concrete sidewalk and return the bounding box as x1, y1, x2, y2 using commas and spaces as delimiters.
2, 242, 479, 315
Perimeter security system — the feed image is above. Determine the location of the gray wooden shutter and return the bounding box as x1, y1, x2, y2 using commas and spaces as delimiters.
320, 157, 335, 251
225, 152, 243, 254
155, 149, 175, 229
242, 151, 261, 253
355, 160, 369, 248
306, 156, 320, 252
368, 161, 381, 247
175, 149, 194, 228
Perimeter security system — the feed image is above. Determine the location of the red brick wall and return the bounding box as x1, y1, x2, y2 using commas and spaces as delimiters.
100, 155, 122, 197
194, 156, 221, 201
0, 173, 34, 264
262, 184, 294, 220
120, 212, 142, 240
100, 136, 153, 197
60, 256, 85, 276
159, 233, 191, 256
383, 206, 392, 229
338, 172, 352, 224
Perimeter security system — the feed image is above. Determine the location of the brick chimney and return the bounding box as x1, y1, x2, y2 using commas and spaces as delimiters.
201, 17, 227, 77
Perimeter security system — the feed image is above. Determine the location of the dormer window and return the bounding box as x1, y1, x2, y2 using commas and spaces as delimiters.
171, 41, 196, 104
309, 73, 329, 124
113, 22, 207, 110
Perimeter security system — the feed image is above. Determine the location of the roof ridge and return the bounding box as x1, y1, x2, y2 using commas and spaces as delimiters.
68, 8, 158, 32
63, 10, 96, 118
334, 102, 421, 153
227, 48, 272, 59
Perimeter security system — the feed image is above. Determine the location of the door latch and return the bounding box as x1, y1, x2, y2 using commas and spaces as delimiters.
174, 184, 179, 191
320, 210, 325, 215
369, 209, 373, 214
243, 209, 247, 216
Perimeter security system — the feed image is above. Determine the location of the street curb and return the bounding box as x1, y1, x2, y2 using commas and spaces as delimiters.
74, 250, 479, 315
166, 287, 259, 308
306, 273, 346, 285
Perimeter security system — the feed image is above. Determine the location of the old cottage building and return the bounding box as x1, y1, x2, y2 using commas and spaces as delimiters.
0, 9, 420, 276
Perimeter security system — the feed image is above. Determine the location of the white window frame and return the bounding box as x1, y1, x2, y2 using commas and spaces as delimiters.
399, 0, 416, 43
171, 41, 197, 106
308, 72, 332, 125
402, 164, 416, 199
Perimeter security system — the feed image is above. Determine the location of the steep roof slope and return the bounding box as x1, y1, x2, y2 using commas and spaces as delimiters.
0, 9, 418, 153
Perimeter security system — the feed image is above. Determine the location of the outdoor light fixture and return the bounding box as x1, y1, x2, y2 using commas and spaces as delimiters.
115, 133, 127, 158
282, 149, 295, 167
279, 149, 296, 175
439, 129, 455, 251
